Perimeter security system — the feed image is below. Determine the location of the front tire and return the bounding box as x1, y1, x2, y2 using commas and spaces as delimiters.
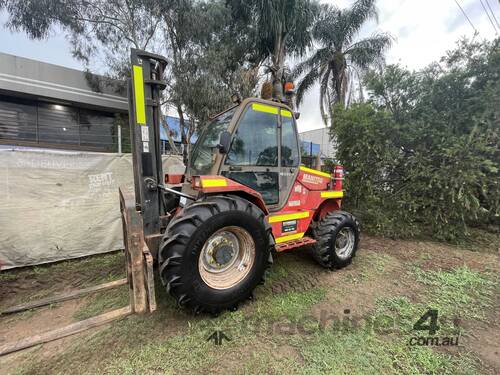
311, 211, 360, 269
158, 195, 273, 314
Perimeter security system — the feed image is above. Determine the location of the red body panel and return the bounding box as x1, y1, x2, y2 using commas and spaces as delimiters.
195, 175, 269, 214
192, 167, 343, 249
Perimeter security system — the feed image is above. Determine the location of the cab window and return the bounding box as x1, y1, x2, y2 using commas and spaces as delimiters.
225, 104, 278, 166
281, 112, 299, 167
224, 103, 279, 205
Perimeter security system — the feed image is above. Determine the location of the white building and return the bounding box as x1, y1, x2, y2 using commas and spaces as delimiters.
299, 127, 337, 160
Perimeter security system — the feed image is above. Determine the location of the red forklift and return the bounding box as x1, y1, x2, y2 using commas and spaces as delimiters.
123, 49, 360, 315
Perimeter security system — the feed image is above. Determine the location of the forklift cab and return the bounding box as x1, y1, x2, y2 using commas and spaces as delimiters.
189, 98, 301, 211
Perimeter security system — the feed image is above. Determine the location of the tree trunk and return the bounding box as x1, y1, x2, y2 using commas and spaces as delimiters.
271, 25, 285, 100
334, 71, 344, 106
162, 121, 181, 154
177, 105, 189, 166
186, 118, 196, 170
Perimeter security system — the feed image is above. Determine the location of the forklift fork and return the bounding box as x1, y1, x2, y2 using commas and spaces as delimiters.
0, 189, 156, 357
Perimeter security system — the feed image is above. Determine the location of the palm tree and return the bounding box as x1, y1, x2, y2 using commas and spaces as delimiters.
294, 0, 392, 122
230, 0, 319, 100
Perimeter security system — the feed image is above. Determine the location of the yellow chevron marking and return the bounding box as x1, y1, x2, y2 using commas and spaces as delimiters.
299, 166, 331, 178
275, 232, 305, 243
320, 191, 344, 198
268, 211, 310, 223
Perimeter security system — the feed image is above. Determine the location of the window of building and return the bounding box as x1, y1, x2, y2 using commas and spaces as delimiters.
0, 95, 128, 152
79, 109, 115, 150
0, 96, 37, 142
38, 103, 79, 145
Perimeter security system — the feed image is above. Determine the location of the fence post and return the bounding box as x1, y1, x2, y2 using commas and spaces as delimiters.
118, 125, 122, 154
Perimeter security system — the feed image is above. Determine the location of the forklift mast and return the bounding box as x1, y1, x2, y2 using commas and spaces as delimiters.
128, 49, 168, 255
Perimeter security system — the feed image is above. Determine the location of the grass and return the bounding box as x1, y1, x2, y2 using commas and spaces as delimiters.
237, 350, 300, 375
87, 286, 327, 374
357, 251, 393, 282
295, 328, 478, 375
412, 265, 496, 322
73, 287, 129, 321
375, 265, 497, 337
1, 251, 124, 285
253, 288, 326, 322
297, 264, 497, 374
6, 238, 500, 375
0, 251, 125, 309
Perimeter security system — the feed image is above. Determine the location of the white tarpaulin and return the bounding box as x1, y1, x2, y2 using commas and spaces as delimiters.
0, 147, 184, 269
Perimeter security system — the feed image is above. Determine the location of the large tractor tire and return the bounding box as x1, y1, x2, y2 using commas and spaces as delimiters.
311, 211, 360, 269
158, 195, 273, 314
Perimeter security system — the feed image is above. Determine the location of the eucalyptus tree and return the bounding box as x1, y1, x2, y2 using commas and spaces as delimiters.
294, 0, 392, 123
159, 0, 258, 160
0, 0, 164, 77
0, 0, 259, 156
229, 0, 319, 100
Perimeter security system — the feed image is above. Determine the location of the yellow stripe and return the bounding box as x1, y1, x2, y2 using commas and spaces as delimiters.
321, 191, 344, 198
133, 65, 146, 125
201, 179, 227, 187
275, 232, 305, 243
252, 103, 278, 115
268, 211, 309, 223
299, 166, 331, 178
281, 109, 292, 117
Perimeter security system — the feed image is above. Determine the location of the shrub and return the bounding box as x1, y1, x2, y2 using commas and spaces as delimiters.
332, 38, 499, 241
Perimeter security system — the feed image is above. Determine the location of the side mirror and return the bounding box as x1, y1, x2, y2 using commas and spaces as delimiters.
217, 131, 231, 154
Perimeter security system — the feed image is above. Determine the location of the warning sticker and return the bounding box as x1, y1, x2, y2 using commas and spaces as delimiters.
282, 220, 297, 233
143, 141, 149, 152
141, 126, 149, 141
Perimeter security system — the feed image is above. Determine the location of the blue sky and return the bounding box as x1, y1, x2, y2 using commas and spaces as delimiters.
1, 0, 498, 131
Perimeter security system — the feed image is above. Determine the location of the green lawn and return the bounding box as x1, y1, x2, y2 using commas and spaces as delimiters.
1, 235, 498, 375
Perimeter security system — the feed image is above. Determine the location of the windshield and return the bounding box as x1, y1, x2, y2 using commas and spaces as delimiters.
190, 108, 236, 175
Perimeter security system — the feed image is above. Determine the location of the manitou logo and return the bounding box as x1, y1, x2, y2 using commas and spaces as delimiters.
302, 173, 323, 185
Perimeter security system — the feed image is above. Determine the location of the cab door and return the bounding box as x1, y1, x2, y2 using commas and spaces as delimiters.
220, 101, 281, 208
278, 108, 301, 209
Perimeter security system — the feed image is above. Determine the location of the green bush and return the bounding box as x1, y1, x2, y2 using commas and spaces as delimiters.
332, 38, 499, 241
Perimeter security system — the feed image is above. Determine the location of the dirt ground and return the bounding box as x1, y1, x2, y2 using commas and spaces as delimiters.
0, 234, 498, 375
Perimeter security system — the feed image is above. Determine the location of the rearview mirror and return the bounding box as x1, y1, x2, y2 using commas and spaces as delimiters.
217, 131, 231, 154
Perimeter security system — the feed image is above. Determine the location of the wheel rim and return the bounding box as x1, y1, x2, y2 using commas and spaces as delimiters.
198, 226, 255, 290
334, 227, 355, 260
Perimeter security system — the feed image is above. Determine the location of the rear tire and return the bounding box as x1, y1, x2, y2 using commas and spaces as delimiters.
158, 195, 273, 314
311, 211, 360, 269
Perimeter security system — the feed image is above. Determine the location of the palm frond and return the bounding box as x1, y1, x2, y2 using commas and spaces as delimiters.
319, 67, 332, 124
345, 32, 393, 69
296, 65, 322, 106
312, 4, 343, 49
343, 0, 378, 46
291, 47, 330, 79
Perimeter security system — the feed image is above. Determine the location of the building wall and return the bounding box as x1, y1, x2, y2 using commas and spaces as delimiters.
0, 95, 128, 152
0, 52, 129, 152
0, 52, 127, 112
299, 127, 336, 159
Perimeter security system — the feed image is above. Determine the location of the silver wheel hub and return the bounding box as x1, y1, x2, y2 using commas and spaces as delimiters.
335, 227, 355, 260
199, 226, 255, 290
201, 231, 239, 272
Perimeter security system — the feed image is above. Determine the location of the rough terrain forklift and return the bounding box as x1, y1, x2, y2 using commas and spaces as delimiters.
124, 48, 361, 315
0, 49, 361, 355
